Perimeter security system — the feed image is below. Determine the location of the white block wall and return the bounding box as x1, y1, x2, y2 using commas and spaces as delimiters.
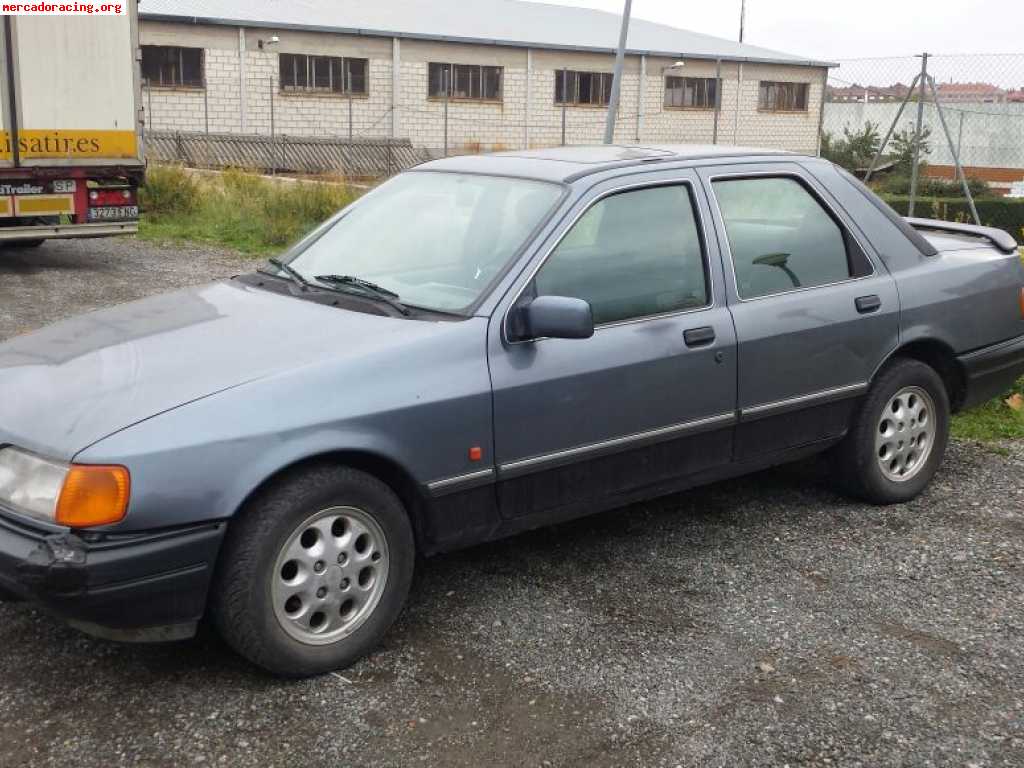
140, 21, 827, 156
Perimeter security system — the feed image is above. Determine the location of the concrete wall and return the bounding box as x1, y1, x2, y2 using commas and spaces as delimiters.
140, 21, 828, 155
823, 100, 1024, 170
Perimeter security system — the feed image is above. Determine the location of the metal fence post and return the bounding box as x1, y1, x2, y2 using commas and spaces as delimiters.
908, 52, 929, 218
956, 111, 965, 162
443, 68, 449, 157
815, 69, 828, 156
560, 69, 567, 146
347, 66, 354, 142
713, 58, 721, 145
926, 74, 981, 225
203, 86, 210, 168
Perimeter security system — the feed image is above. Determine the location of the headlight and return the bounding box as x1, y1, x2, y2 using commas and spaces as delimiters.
0, 447, 130, 527
0, 447, 68, 521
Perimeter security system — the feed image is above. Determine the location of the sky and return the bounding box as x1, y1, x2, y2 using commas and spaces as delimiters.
548, 0, 1024, 62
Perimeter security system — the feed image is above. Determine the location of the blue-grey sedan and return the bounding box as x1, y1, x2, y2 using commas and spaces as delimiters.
1, 145, 1023, 676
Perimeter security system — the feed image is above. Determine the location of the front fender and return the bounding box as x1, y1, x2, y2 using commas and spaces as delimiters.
75, 322, 494, 533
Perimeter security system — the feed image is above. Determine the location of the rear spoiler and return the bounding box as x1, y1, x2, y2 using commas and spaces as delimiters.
905, 217, 1019, 255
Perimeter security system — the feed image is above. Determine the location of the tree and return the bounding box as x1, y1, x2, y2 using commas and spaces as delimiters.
890, 125, 932, 174
821, 121, 881, 171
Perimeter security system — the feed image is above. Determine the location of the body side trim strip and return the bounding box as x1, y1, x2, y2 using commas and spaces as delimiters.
740, 382, 868, 420
425, 468, 496, 496
498, 411, 736, 478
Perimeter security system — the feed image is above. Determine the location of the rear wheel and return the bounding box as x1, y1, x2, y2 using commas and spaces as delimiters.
211, 465, 415, 677
835, 358, 950, 504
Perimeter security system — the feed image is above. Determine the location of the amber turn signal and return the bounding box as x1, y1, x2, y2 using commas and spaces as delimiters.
1019, 287, 1024, 319
55, 464, 130, 527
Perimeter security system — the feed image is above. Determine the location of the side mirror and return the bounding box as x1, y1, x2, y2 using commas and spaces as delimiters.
513, 295, 594, 342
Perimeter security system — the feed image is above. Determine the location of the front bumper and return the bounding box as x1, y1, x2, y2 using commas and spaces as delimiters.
958, 333, 1024, 410
0, 510, 225, 642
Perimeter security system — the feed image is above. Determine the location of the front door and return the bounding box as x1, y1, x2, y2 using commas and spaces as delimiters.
699, 163, 900, 459
488, 173, 738, 521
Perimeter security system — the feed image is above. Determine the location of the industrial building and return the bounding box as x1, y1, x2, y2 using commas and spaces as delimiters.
139, 0, 833, 155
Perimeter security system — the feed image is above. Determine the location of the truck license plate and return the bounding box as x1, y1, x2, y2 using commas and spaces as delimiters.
88, 205, 139, 221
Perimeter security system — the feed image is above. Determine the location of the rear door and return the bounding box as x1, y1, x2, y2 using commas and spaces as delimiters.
699, 162, 900, 459
488, 170, 738, 521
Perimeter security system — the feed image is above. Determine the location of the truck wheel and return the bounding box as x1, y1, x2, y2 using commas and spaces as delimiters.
211, 465, 415, 677
835, 358, 950, 504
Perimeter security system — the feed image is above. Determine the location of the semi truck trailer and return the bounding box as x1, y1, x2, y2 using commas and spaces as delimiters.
0, 1, 143, 247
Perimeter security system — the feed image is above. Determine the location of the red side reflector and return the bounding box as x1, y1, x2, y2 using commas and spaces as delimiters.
469, 446, 483, 462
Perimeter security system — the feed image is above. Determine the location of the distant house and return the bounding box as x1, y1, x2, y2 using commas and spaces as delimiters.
138, 0, 833, 155
934, 81, 1006, 103
827, 83, 912, 103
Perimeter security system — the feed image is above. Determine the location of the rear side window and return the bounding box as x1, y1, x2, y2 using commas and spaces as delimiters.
713, 176, 862, 299
533, 184, 708, 325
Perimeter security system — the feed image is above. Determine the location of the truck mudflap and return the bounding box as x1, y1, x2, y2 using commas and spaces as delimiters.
0, 221, 137, 242
905, 217, 1019, 254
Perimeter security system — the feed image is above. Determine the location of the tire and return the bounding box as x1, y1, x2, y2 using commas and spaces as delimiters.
835, 358, 950, 505
210, 464, 415, 677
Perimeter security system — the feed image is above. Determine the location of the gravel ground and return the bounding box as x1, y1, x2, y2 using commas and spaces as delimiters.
2, 238, 1024, 767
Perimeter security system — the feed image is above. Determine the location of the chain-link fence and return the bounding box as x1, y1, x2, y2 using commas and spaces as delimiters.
822, 53, 1024, 218
143, 52, 1024, 207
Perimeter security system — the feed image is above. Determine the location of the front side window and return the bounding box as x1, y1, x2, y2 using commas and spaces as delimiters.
532, 185, 708, 325
428, 63, 503, 101
713, 176, 856, 299
284, 173, 562, 313
279, 54, 368, 94
664, 76, 718, 109
141, 46, 204, 88
554, 70, 613, 106
758, 81, 809, 111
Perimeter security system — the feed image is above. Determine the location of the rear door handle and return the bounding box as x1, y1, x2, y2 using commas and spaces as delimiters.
683, 326, 716, 347
855, 295, 881, 314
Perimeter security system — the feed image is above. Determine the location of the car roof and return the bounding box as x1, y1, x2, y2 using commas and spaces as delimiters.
413, 144, 801, 183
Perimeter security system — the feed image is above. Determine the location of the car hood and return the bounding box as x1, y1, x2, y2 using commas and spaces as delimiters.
0, 279, 437, 460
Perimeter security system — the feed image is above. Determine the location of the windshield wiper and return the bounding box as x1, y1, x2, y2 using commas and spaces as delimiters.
259, 257, 313, 290
314, 274, 411, 316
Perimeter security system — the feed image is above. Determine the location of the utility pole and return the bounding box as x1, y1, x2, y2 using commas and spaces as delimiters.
739, 0, 746, 42
603, 0, 632, 144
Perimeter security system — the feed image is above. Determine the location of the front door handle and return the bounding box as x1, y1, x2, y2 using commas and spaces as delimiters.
855, 295, 881, 314
683, 326, 716, 347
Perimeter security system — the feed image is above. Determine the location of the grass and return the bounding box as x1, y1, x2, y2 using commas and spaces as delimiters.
138, 165, 359, 255
951, 377, 1024, 442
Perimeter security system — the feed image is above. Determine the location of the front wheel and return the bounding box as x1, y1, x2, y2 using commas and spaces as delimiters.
211, 465, 415, 677
835, 358, 950, 504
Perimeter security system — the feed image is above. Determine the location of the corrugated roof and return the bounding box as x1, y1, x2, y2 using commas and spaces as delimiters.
139, 0, 833, 68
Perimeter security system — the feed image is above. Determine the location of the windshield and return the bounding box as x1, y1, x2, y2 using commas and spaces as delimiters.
282, 171, 564, 313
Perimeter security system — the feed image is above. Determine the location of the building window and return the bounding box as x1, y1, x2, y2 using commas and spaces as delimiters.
554, 70, 613, 107
758, 81, 809, 112
428, 63, 503, 101
279, 54, 368, 94
141, 46, 204, 88
664, 76, 718, 109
